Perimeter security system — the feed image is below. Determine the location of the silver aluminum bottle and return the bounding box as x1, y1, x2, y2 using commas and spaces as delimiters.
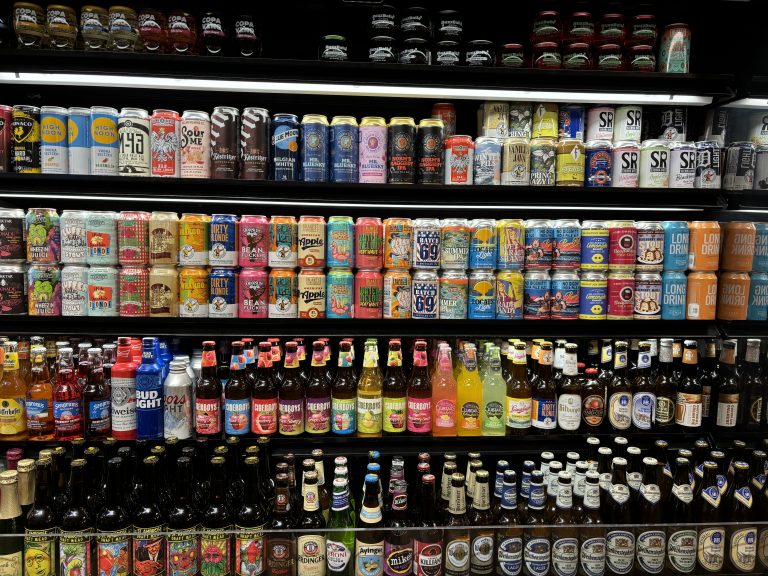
163, 360, 193, 439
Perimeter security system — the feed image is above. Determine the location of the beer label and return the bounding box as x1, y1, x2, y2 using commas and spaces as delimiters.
25, 530, 55, 576
195, 398, 222, 435
118, 118, 151, 175
605, 531, 635, 574
627, 472, 642, 492
608, 392, 632, 430
407, 397, 432, 434
167, 528, 199, 576
675, 393, 702, 427
278, 398, 304, 435
672, 483, 694, 504
297, 534, 326, 576
250, 397, 277, 435
505, 397, 532, 429
497, 536, 523, 576
667, 530, 696, 573
200, 528, 231, 575
382, 396, 406, 433
523, 538, 550, 576
556, 394, 580, 431
631, 391, 655, 430
655, 396, 675, 425
730, 528, 757, 572
0, 397, 26, 434
531, 398, 556, 429
610, 484, 630, 505
758, 528, 768, 569
582, 395, 605, 427
735, 487, 753, 508
133, 526, 166, 575
414, 540, 443, 576
470, 533, 494, 574
483, 399, 504, 432
384, 539, 413, 575
97, 532, 131, 575
0, 551, 21, 575
111, 375, 137, 434
357, 396, 383, 434
636, 531, 665, 574
640, 483, 660, 503
355, 540, 384, 576
445, 535, 470, 576
435, 399, 456, 429
326, 538, 352, 573
331, 396, 356, 435
87, 398, 111, 432
552, 537, 578, 576
716, 394, 739, 427
235, 527, 266, 576
697, 528, 724, 572
305, 396, 332, 434
580, 537, 606, 576
267, 536, 295, 575
53, 399, 81, 435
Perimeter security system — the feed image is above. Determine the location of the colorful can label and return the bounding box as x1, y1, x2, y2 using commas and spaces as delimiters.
359, 124, 388, 183
497, 219, 525, 269
469, 271, 496, 319
496, 269, 523, 320
28, 264, 62, 316
327, 268, 354, 319
355, 217, 384, 269
614, 106, 642, 143
238, 268, 268, 318
695, 141, 722, 189
268, 270, 298, 318
636, 224, 664, 270
327, 216, 355, 268
87, 266, 118, 317
586, 142, 613, 187
661, 270, 687, 320
662, 221, 689, 271
531, 103, 558, 139
634, 273, 662, 320
529, 138, 556, 186
298, 216, 326, 268
271, 114, 300, 181
119, 266, 149, 317
444, 136, 474, 185
240, 107, 269, 181
383, 269, 412, 319
150, 109, 181, 177
579, 272, 607, 319
301, 120, 329, 182
439, 271, 469, 319
0, 265, 26, 315
355, 269, 383, 319
86, 211, 118, 265
523, 271, 551, 320
383, 218, 413, 269
550, 271, 580, 320
473, 137, 502, 185
469, 219, 498, 269
40, 107, 69, 174
238, 215, 269, 268
753, 222, 768, 272
179, 215, 210, 266
639, 141, 670, 188
525, 220, 553, 269
669, 143, 696, 188
612, 143, 640, 188
0, 208, 24, 263
412, 271, 438, 319
179, 267, 209, 318
608, 223, 637, 270
181, 112, 211, 179
209, 214, 239, 267
607, 272, 635, 320
67, 108, 91, 175
553, 221, 581, 268
413, 220, 441, 269
209, 267, 238, 318
26, 208, 60, 263
688, 222, 721, 272
501, 137, 530, 185
60, 210, 87, 264
12, 105, 41, 173
269, 216, 298, 268
149, 212, 178, 265
440, 223, 470, 269
298, 270, 326, 319
586, 106, 614, 141
117, 211, 150, 265
686, 272, 718, 320
558, 104, 585, 141
149, 265, 179, 317
717, 272, 749, 321
747, 272, 768, 321
118, 110, 151, 175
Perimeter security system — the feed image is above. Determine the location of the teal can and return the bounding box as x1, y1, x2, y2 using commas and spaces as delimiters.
747, 272, 768, 321
753, 222, 768, 272
326, 216, 355, 268
326, 267, 354, 318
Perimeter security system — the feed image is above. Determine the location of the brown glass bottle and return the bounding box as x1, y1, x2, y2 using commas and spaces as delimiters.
506, 342, 532, 436
572, 461, 588, 521
384, 479, 413, 576
496, 469, 522, 576
26, 345, 54, 440
523, 470, 550, 576
715, 340, 740, 429
201, 456, 233, 574
631, 342, 655, 431
578, 470, 606, 576
165, 456, 198, 575
279, 342, 305, 436
739, 338, 763, 428
268, 472, 297, 575
608, 341, 632, 432
605, 457, 635, 576
305, 341, 332, 435
653, 340, 676, 431
545, 460, 563, 523
699, 339, 719, 429
415, 473, 443, 576
382, 339, 407, 436
24, 458, 56, 575
83, 347, 111, 440
580, 368, 605, 433
252, 342, 278, 436
675, 340, 702, 430
469, 470, 495, 575
665, 457, 696, 575
653, 440, 673, 501
445, 472, 470, 576
696, 461, 725, 574
557, 343, 581, 432
224, 341, 251, 437
407, 339, 432, 435
723, 461, 757, 574
235, 456, 268, 574
330, 341, 356, 436
0, 469, 23, 570
596, 339, 614, 387
60, 459, 94, 575
438, 461, 458, 525
196, 340, 223, 437
597, 447, 613, 501
132, 456, 166, 572
552, 471, 578, 576
531, 342, 556, 435
636, 457, 665, 576
311, 448, 331, 523
626, 446, 643, 513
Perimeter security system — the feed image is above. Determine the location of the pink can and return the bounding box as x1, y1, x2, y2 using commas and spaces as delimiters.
358, 117, 388, 183
117, 211, 151, 265
150, 109, 181, 177
608, 220, 637, 271
607, 271, 635, 319
239, 214, 269, 267
355, 216, 384, 269
354, 268, 383, 319
238, 268, 269, 318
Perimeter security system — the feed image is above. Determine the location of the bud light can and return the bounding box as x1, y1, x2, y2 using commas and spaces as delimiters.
661, 270, 687, 320
469, 218, 497, 269
136, 337, 164, 440
412, 218, 441, 269
271, 113, 300, 181
300, 114, 329, 182
327, 216, 355, 268
412, 270, 438, 319
754, 222, 768, 272
662, 221, 689, 271
469, 270, 496, 319
747, 272, 768, 321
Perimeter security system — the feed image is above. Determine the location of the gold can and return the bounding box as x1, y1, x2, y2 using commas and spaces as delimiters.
383, 217, 413, 268
179, 266, 208, 318
149, 265, 179, 317
149, 211, 179, 265
178, 213, 210, 266
298, 269, 326, 319
531, 102, 559, 139
556, 139, 586, 186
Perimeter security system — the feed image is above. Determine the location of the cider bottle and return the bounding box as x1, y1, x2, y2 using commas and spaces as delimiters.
432, 343, 457, 437
457, 343, 482, 436
0, 341, 27, 441
357, 339, 383, 437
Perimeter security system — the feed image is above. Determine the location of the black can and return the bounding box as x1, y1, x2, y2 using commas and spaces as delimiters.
388, 117, 417, 184
11, 105, 40, 174
211, 105, 240, 179
465, 39, 496, 66
437, 9, 462, 42
501, 43, 526, 67
234, 14, 260, 57
201, 12, 227, 55
435, 40, 461, 66
370, 4, 397, 34
240, 107, 270, 180
417, 119, 444, 184
399, 37, 431, 65
369, 36, 397, 63
401, 6, 431, 39
319, 35, 348, 61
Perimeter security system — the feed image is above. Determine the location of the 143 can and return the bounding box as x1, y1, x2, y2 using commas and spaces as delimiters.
469, 270, 496, 319
118, 107, 151, 176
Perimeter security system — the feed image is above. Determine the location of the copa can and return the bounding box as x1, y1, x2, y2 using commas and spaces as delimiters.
636, 221, 664, 271
11, 104, 41, 173
444, 135, 474, 185
556, 139, 585, 186
634, 272, 662, 319
383, 217, 412, 269
508, 101, 532, 139
383, 268, 412, 319
558, 104, 585, 141
581, 220, 609, 270
747, 272, 768, 321
209, 214, 238, 267
180, 110, 211, 179
553, 219, 581, 269
87, 265, 118, 317
607, 271, 635, 320
688, 221, 721, 271
269, 268, 298, 318
0, 264, 26, 315
723, 141, 756, 191
359, 116, 387, 183
686, 271, 717, 320
0, 105, 9, 173
149, 265, 179, 317
179, 266, 209, 318
694, 140, 722, 189
26, 208, 60, 263
238, 267, 268, 318
119, 266, 149, 317
326, 267, 354, 318
118, 107, 151, 176
117, 210, 150, 265
61, 265, 89, 317
388, 117, 416, 184
211, 105, 240, 179
584, 140, 612, 187
0, 207, 25, 263
659, 107, 688, 141
440, 218, 470, 269
586, 106, 615, 142
753, 222, 768, 272
271, 112, 300, 181
179, 213, 211, 266
608, 220, 637, 271
298, 269, 326, 319
238, 214, 269, 268
300, 114, 329, 182
85, 210, 118, 265
412, 269, 438, 319
669, 141, 696, 188
661, 270, 687, 320
240, 107, 269, 180
149, 211, 179, 265
269, 215, 298, 268
721, 221, 756, 272
64, 107, 90, 175
60, 209, 88, 264
523, 269, 550, 319
529, 137, 556, 186
355, 268, 383, 319
468, 269, 496, 319
525, 219, 553, 269
550, 269, 580, 320
432, 102, 457, 137
495, 269, 523, 320
579, 270, 607, 320
413, 217, 441, 268
473, 137, 502, 185
501, 137, 530, 185
531, 102, 558, 139
416, 118, 444, 184
89, 106, 118, 176
209, 267, 238, 318
330, 116, 359, 183
28, 264, 61, 316
612, 141, 640, 188
440, 269, 469, 319
662, 221, 689, 271
639, 140, 669, 188
149, 109, 180, 177
296, 215, 325, 268
326, 215, 355, 268
355, 216, 384, 269
40, 105, 68, 174
717, 271, 749, 320
469, 218, 497, 269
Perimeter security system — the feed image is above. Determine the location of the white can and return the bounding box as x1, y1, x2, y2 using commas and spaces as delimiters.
478, 102, 509, 138
639, 140, 670, 188
613, 106, 642, 143
749, 110, 768, 146
60, 209, 88, 264
61, 265, 89, 316
586, 106, 615, 142
118, 107, 151, 176
669, 142, 696, 189
612, 142, 640, 188
67, 107, 91, 175
40, 106, 69, 174
90, 106, 119, 176
181, 110, 212, 179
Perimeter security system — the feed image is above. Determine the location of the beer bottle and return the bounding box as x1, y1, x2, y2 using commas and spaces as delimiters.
25, 458, 56, 576
551, 471, 578, 576
331, 341, 357, 436
445, 473, 470, 576
614, 437, 628, 462
654, 340, 676, 431
294, 337, 308, 384
597, 447, 613, 501
518, 461, 535, 516
357, 339, 384, 437
586, 437, 600, 470
496, 470, 522, 576
165, 456, 199, 576
553, 339, 567, 389
277, 341, 304, 436
327, 477, 355, 575
251, 342, 278, 436
635, 457, 665, 576
751, 450, 767, 492
17, 459, 35, 526
382, 339, 407, 436
597, 339, 614, 386
557, 343, 581, 432
712, 340, 740, 431
53, 347, 82, 441
608, 341, 632, 432
506, 342, 533, 436
605, 457, 635, 576
696, 461, 725, 574
675, 341, 702, 430
628, 339, 640, 379
267, 472, 296, 574
709, 450, 728, 496
195, 340, 223, 438
84, 446, 105, 519
523, 470, 549, 576
492, 460, 510, 518
692, 439, 710, 489
739, 338, 763, 428
241, 337, 257, 381
306, 341, 332, 435
457, 343, 482, 436
728, 439, 748, 486
132, 455, 166, 574
0, 470, 23, 570
310, 449, 330, 523
585, 339, 600, 370
699, 339, 719, 428
581, 365, 606, 431
481, 345, 506, 436
579, 470, 606, 576
531, 342, 556, 435
670, 340, 682, 382
235, 456, 268, 575
26, 345, 54, 440
223, 341, 251, 437
407, 339, 432, 435
664, 457, 696, 575
415, 474, 443, 576
59, 459, 93, 576
384, 480, 413, 575
83, 348, 111, 440
111, 336, 137, 441
723, 461, 757, 574
439, 462, 458, 524
626, 447, 643, 512
356, 474, 384, 576
201, 456, 232, 575
631, 342, 655, 431
432, 343, 458, 437
468, 470, 494, 575
572, 461, 589, 520
49, 446, 69, 519
545, 461, 563, 523
527, 340, 540, 383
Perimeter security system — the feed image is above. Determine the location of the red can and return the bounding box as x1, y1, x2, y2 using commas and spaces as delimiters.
607, 271, 635, 319
238, 267, 269, 318
355, 217, 384, 269
608, 220, 637, 271
354, 268, 383, 319
444, 135, 475, 185
119, 266, 150, 317
0, 104, 11, 173
117, 211, 151, 265
150, 108, 181, 177
431, 103, 457, 137
238, 214, 269, 268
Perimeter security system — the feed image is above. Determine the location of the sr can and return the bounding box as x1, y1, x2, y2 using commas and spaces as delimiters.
747, 272, 768, 321
269, 269, 298, 318
662, 221, 689, 271
686, 271, 717, 320
439, 269, 468, 319
523, 269, 551, 319
298, 269, 326, 319
661, 270, 687, 320
40, 106, 68, 174
469, 218, 498, 269
238, 268, 268, 318
179, 266, 209, 318
61, 265, 89, 316
694, 140, 722, 189
383, 268, 412, 319
607, 271, 635, 320
525, 219, 553, 269
634, 272, 662, 319
412, 270, 438, 319
87, 265, 118, 317
118, 107, 151, 176
614, 106, 642, 143
581, 220, 609, 270
326, 215, 355, 268
635, 221, 664, 271
612, 141, 640, 188
209, 267, 238, 318
579, 271, 607, 320
585, 140, 612, 187
550, 269, 579, 320
639, 140, 669, 188
326, 268, 354, 319
669, 142, 696, 188
67, 107, 91, 175
412, 218, 441, 268
586, 106, 614, 142
473, 137, 502, 185
717, 271, 750, 321
495, 269, 523, 320
469, 270, 496, 319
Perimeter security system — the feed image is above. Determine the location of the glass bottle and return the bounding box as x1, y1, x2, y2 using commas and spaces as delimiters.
0, 470, 23, 570
26, 345, 54, 440
432, 343, 457, 437
456, 343, 482, 436
496, 469, 521, 576
631, 341, 655, 431
357, 339, 383, 437
608, 341, 632, 432
60, 459, 93, 576
304, 341, 331, 435
53, 347, 82, 441
24, 458, 56, 576
491, 460, 509, 519
83, 348, 111, 440
414, 473, 443, 576
298, 470, 327, 571
654, 339, 676, 431
580, 368, 605, 433
506, 342, 532, 435
382, 339, 407, 436
384, 480, 412, 576
551, 471, 578, 576
17, 459, 35, 524
327, 477, 355, 575
311, 449, 331, 523
201, 456, 233, 574
468, 470, 494, 575
715, 340, 740, 429
235, 456, 268, 575
553, 339, 567, 389
268, 472, 296, 575
523, 470, 550, 576
557, 343, 581, 432
636, 457, 665, 576
605, 457, 634, 576
132, 455, 166, 574
196, 340, 223, 438
438, 461, 458, 525
572, 461, 588, 521
578, 470, 605, 576
481, 345, 506, 436
531, 342, 556, 434
224, 341, 251, 437
0, 341, 27, 441
676, 340, 702, 430
723, 461, 757, 574
445, 473, 470, 576
699, 339, 719, 429
696, 461, 724, 574
110, 336, 137, 441
407, 339, 432, 435
596, 339, 614, 387
665, 457, 696, 574
331, 341, 357, 436
739, 338, 763, 428
279, 341, 305, 436
165, 455, 198, 576
252, 341, 278, 436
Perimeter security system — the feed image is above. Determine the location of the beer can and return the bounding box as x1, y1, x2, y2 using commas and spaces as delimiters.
416, 118, 444, 184
440, 218, 470, 269
579, 270, 607, 320
607, 271, 635, 320
238, 214, 269, 268
383, 217, 412, 269
748, 110, 768, 146
639, 140, 669, 188
118, 107, 150, 176
269, 215, 298, 268
686, 271, 717, 320
359, 116, 387, 183
181, 110, 211, 179
469, 218, 498, 269
497, 219, 525, 269
266, 262, 298, 317
150, 109, 181, 177
531, 103, 558, 139
149, 211, 179, 265
87, 265, 118, 317
209, 214, 239, 267
555, 139, 585, 186
69, 107, 92, 174
89, 106, 118, 176
723, 141, 756, 191
413, 218, 441, 269
179, 266, 209, 318
753, 222, 768, 272
179, 213, 211, 266
585, 140, 612, 187
85, 211, 118, 266
495, 269, 522, 320
473, 137, 502, 185
61, 265, 89, 317
661, 270, 687, 320
529, 137, 556, 186
240, 107, 269, 180
634, 272, 662, 319
501, 137, 530, 185
468, 269, 496, 319
721, 221, 756, 272
28, 264, 61, 316
238, 267, 268, 319
755, 144, 768, 191
694, 140, 722, 189
301, 114, 329, 182
550, 269, 580, 320
612, 105, 641, 142
330, 116, 359, 183
440, 269, 469, 319
211, 105, 240, 179
444, 135, 474, 185
407, 269, 435, 320
209, 267, 238, 318
525, 219, 553, 269
636, 221, 664, 271
297, 215, 326, 268
608, 220, 637, 271
747, 272, 768, 321
356, 216, 383, 269
523, 269, 550, 320
40, 106, 68, 174
326, 267, 354, 319
0, 264, 26, 315
659, 107, 688, 141
558, 104, 585, 141
578, 223, 610, 271
553, 219, 581, 269
383, 268, 412, 319
149, 265, 179, 317
717, 271, 750, 320
326, 215, 355, 268
298, 269, 326, 319
669, 141, 696, 188
508, 102, 532, 139
662, 221, 689, 271
354, 268, 383, 319
586, 106, 615, 142
688, 221, 720, 272
0, 105, 11, 173
387, 117, 416, 184
0, 208, 25, 263
478, 102, 509, 138
60, 209, 88, 264
119, 266, 150, 317
11, 104, 41, 174
612, 141, 640, 188
25, 208, 60, 263
432, 102, 457, 137
117, 211, 150, 265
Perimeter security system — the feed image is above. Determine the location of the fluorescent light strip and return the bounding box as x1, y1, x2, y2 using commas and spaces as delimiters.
722, 98, 768, 108
0, 72, 713, 106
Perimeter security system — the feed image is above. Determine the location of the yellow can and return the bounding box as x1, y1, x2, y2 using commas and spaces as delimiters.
497, 219, 525, 269
555, 139, 586, 186
531, 102, 559, 139
178, 213, 210, 266
179, 266, 208, 318
149, 265, 179, 317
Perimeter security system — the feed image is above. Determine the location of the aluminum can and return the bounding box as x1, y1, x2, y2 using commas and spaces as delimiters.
688, 221, 720, 271
635, 221, 664, 271
612, 141, 640, 188
25, 208, 60, 263
579, 270, 607, 320
479, 102, 509, 138
211, 105, 240, 179
87, 265, 118, 317
383, 217, 412, 269
669, 141, 696, 188
473, 137, 502, 185
11, 105, 41, 173
558, 104, 585, 141
0, 105, 11, 173
180, 110, 211, 179
608, 220, 637, 271
149, 265, 179, 317
723, 141, 756, 191
529, 137, 556, 186
118, 107, 150, 176
240, 107, 269, 180
686, 271, 717, 320
269, 269, 298, 318
525, 219, 553, 269
662, 221, 689, 271
326, 216, 355, 268
330, 116, 359, 183
0, 264, 26, 315
659, 107, 688, 141
508, 102, 532, 139
0, 208, 25, 263
410, 270, 436, 319
60, 209, 88, 264
501, 137, 530, 185
412, 218, 441, 269
179, 266, 208, 318
468, 270, 496, 319
149, 109, 180, 177
585, 139, 612, 187
359, 116, 387, 183
28, 265, 61, 316
179, 213, 211, 266
440, 269, 469, 319
136, 337, 163, 441
444, 135, 474, 185
432, 102, 457, 137
634, 272, 662, 319
694, 140, 722, 189
383, 268, 412, 319
550, 269, 580, 320
85, 210, 118, 265
298, 269, 326, 319
354, 268, 383, 319
416, 118, 444, 184
238, 214, 269, 268
119, 266, 149, 317
530, 103, 558, 139
612, 105, 642, 142
355, 216, 384, 269
659, 23, 690, 73
469, 218, 497, 269
753, 222, 768, 272
89, 106, 118, 176
209, 267, 238, 318
721, 221, 755, 272
556, 139, 585, 186
523, 269, 550, 320
40, 105, 68, 174
326, 268, 354, 319
607, 271, 635, 320
755, 144, 768, 190
639, 140, 670, 188
300, 114, 329, 182
149, 211, 179, 265
717, 271, 750, 320
553, 219, 581, 269
388, 117, 417, 183
61, 265, 89, 317
209, 214, 239, 267
440, 218, 470, 269
749, 110, 768, 146
495, 269, 522, 320
586, 106, 615, 142
163, 362, 193, 440
497, 219, 525, 269
238, 267, 268, 319
661, 270, 687, 320
747, 272, 768, 321
269, 215, 298, 268
297, 215, 326, 268
117, 211, 150, 265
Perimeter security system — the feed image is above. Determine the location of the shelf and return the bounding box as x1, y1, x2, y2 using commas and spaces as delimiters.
716, 321, 768, 338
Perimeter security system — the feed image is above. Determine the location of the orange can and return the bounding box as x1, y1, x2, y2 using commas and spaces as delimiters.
686, 271, 717, 320
383, 217, 413, 269
687, 221, 721, 272
720, 221, 756, 272
268, 268, 298, 318
178, 213, 211, 266
298, 215, 326, 268
717, 271, 750, 320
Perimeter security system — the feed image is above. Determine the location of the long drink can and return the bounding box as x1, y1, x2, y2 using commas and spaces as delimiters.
40, 105, 68, 174
240, 107, 269, 180
118, 107, 151, 176
359, 116, 387, 183
661, 270, 686, 320
89, 106, 118, 176
150, 109, 181, 177
0, 105, 11, 173
754, 222, 768, 272
271, 112, 300, 181
330, 116, 359, 183
181, 110, 211, 178
662, 221, 689, 271
60, 209, 88, 264
300, 114, 329, 182
747, 272, 768, 321
11, 105, 41, 173
211, 105, 240, 179
68, 107, 92, 175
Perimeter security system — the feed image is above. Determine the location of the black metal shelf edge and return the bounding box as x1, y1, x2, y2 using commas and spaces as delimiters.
716, 321, 768, 337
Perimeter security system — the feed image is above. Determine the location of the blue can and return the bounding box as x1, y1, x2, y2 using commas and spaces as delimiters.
67, 106, 91, 175
412, 270, 439, 319
661, 270, 687, 320
469, 270, 496, 319
300, 114, 329, 182
473, 137, 502, 185
558, 104, 585, 141
40, 106, 69, 175
209, 214, 239, 267
326, 268, 354, 318
580, 221, 609, 270
524, 219, 554, 269
585, 140, 613, 187
136, 337, 164, 441
469, 218, 498, 269
747, 272, 768, 320
271, 113, 300, 181
209, 267, 238, 318
89, 105, 119, 176
523, 270, 551, 320
550, 270, 580, 320
327, 216, 355, 267
578, 271, 607, 319
553, 219, 581, 269
662, 221, 689, 271
330, 117, 359, 183
753, 223, 768, 272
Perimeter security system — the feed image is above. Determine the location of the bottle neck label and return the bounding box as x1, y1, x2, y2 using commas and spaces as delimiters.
230, 353, 246, 371
539, 349, 552, 366
614, 350, 627, 370
363, 349, 378, 368
303, 486, 320, 512
583, 484, 600, 509
258, 351, 273, 368
2, 352, 19, 370
637, 352, 651, 369
683, 348, 697, 365
600, 346, 612, 365
201, 349, 216, 368
311, 349, 325, 367
388, 349, 403, 367
501, 485, 517, 509
413, 348, 427, 367
285, 350, 299, 369
513, 348, 527, 365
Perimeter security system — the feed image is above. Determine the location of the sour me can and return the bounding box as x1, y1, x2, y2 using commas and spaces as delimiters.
330, 116, 359, 183
439, 269, 468, 319
383, 268, 412, 319
326, 267, 354, 319
495, 269, 523, 320
300, 114, 329, 182
523, 269, 550, 319
468, 270, 496, 319
327, 215, 354, 268
181, 110, 211, 179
